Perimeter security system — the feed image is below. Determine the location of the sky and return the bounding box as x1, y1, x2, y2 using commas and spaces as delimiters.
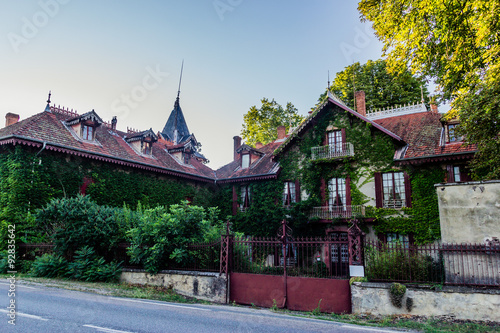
1, 1, 396, 169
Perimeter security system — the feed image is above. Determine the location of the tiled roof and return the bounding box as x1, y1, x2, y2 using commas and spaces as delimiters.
215, 140, 283, 182
0, 107, 215, 182
373, 112, 476, 163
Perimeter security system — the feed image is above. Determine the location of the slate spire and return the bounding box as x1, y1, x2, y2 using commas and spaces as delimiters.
44, 91, 51, 112
161, 61, 190, 144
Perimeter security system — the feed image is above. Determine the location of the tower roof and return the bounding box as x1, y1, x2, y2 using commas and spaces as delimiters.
161, 97, 191, 144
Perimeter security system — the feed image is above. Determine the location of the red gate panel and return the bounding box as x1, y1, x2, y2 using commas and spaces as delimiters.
230, 273, 285, 308
286, 277, 351, 313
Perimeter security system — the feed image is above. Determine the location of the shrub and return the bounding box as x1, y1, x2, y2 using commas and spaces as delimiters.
389, 282, 406, 308
68, 246, 122, 282
0, 251, 8, 274
364, 243, 441, 283
35, 195, 123, 257
127, 202, 222, 274
30, 253, 69, 278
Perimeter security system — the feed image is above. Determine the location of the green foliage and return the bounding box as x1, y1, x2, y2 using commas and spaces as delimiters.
36, 195, 123, 257
0, 251, 8, 274
317, 59, 429, 111
349, 276, 368, 285
389, 283, 406, 308
68, 246, 122, 282
241, 98, 303, 146
30, 247, 122, 282
358, 0, 500, 178
30, 253, 69, 278
127, 202, 222, 274
364, 244, 442, 284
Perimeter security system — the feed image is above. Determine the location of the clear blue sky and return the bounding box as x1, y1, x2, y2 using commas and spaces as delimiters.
1, 1, 394, 168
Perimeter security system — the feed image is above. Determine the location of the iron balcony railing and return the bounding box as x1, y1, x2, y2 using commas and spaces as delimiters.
383, 199, 406, 209
310, 205, 366, 219
311, 142, 354, 161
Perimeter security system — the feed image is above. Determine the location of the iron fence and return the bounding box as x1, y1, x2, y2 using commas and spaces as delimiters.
231, 235, 350, 279
364, 240, 500, 287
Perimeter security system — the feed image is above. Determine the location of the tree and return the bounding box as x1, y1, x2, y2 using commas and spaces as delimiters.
241, 98, 303, 146
321, 59, 429, 111
358, 0, 500, 179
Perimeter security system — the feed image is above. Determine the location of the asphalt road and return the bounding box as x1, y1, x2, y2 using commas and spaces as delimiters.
0, 279, 411, 333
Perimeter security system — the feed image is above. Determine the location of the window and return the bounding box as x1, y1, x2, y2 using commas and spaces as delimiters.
82, 125, 94, 140
142, 141, 153, 155
382, 172, 406, 208
447, 123, 461, 142
241, 154, 250, 169
447, 165, 472, 183
283, 181, 296, 206
328, 178, 346, 211
387, 233, 410, 248
327, 130, 343, 152
240, 185, 251, 211
183, 152, 190, 164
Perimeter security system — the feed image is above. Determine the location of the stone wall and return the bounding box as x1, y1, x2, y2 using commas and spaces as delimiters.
120, 269, 227, 303
351, 282, 500, 322
436, 180, 500, 243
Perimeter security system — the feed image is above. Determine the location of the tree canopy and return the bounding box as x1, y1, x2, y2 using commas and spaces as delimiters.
358, 0, 500, 179
320, 59, 429, 111
241, 98, 303, 146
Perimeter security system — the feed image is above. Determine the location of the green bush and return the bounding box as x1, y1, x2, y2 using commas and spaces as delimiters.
127, 202, 222, 274
365, 244, 441, 283
36, 195, 123, 257
68, 246, 122, 282
30, 247, 122, 282
30, 253, 69, 278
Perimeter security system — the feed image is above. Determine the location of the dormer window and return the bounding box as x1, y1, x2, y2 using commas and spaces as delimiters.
82, 124, 94, 140
125, 128, 158, 157
241, 153, 250, 169
236, 144, 264, 169
447, 123, 462, 142
143, 141, 153, 155
65, 109, 103, 142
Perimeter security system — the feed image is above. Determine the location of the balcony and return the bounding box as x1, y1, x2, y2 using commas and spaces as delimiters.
383, 199, 406, 209
311, 143, 354, 161
310, 205, 365, 220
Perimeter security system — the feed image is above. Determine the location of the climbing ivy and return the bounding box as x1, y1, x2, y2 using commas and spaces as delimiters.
0, 146, 216, 248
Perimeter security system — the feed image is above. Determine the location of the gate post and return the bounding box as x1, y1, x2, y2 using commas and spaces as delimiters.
277, 219, 290, 309
348, 219, 365, 277
220, 220, 233, 304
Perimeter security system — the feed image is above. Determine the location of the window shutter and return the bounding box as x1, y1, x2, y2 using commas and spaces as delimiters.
374, 172, 383, 208
341, 128, 346, 143
295, 180, 301, 203
446, 165, 454, 183
323, 132, 328, 145
232, 185, 238, 215
404, 172, 412, 208
377, 233, 387, 243
408, 233, 415, 246
345, 177, 352, 206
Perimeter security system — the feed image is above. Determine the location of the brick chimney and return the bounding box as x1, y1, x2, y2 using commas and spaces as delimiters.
355, 91, 366, 117
5, 113, 19, 127
255, 142, 263, 149
277, 125, 286, 140
233, 136, 241, 161
111, 116, 117, 130
430, 103, 439, 113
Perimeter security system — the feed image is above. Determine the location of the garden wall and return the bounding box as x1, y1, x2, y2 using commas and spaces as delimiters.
120, 269, 227, 303
351, 282, 500, 322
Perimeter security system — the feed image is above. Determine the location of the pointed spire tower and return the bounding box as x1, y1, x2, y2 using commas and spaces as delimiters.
161, 61, 190, 144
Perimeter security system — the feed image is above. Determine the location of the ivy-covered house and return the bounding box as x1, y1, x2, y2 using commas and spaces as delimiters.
218, 90, 476, 245
0, 92, 216, 220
